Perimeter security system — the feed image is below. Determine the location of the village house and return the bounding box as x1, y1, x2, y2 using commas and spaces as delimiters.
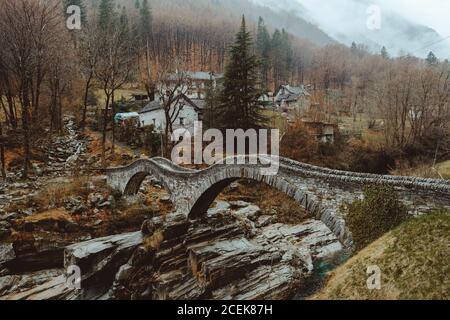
166, 71, 223, 100
138, 94, 204, 134
275, 84, 311, 113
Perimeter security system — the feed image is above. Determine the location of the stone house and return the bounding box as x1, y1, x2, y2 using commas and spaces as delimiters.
138, 94, 204, 134
275, 85, 311, 112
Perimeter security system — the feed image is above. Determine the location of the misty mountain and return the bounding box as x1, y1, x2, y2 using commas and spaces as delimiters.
111, 0, 336, 46
253, 0, 450, 59
216, 0, 336, 46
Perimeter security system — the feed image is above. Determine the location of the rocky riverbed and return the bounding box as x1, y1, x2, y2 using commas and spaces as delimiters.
0, 199, 346, 300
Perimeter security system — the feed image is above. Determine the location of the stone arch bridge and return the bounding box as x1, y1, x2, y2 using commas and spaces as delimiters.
105, 156, 450, 247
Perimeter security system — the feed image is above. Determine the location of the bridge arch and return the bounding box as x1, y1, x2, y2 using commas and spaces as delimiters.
123, 171, 161, 196
187, 167, 321, 221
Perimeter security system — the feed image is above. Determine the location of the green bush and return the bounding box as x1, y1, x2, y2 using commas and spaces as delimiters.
346, 185, 408, 250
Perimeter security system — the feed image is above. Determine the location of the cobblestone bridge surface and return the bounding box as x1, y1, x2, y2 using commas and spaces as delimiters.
105, 156, 450, 247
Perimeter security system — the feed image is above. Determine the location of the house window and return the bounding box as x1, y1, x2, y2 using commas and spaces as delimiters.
180, 117, 184, 125
152, 119, 156, 125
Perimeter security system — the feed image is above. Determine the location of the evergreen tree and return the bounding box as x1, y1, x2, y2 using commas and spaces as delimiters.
119, 6, 130, 39
381, 46, 389, 59
271, 29, 292, 89
256, 17, 271, 90
426, 51, 438, 66
98, 0, 116, 32
139, 0, 152, 42
135, 0, 140, 9
204, 77, 221, 128
217, 16, 266, 130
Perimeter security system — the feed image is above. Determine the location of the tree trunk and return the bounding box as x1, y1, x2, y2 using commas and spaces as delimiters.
102, 92, 111, 167
58, 86, 63, 135
21, 80, 31, 179
111, 91, 116, 155
0, 120, 6, 180
81, 72, 93, 130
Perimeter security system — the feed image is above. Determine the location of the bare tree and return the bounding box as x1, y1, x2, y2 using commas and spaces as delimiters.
0, 0, 37, 178
95, 18, 135, 166
79, 22, 100, 130
156, 66, 193, 156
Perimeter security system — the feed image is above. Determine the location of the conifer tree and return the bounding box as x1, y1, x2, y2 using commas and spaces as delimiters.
139, 0, 152, 41
217, 16, 266, 130
426, 51, 438, 66
256, 17, 271, 90
98, 0, 115, 32
381, 46, 389, 59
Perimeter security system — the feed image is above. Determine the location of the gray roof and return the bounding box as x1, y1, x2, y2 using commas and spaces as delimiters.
139, 95, 205, 114
168, 71, 224, 81
275, 85, 310, 103
139, 100, 161, 114
190, 99, 206, 110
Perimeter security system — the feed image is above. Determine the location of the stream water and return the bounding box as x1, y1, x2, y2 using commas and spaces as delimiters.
294, 249, 352, 299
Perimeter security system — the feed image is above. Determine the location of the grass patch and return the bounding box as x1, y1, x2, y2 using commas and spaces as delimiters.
32, 177, 96, 210
313, 210, 450, 300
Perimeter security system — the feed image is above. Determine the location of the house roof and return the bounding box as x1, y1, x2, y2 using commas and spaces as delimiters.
138, 94, 204, 114
139, 100, 161, 114
168, 71, 224, 81
275, 85, 310, 103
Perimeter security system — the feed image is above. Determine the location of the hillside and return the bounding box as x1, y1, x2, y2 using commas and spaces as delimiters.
115, 0, 336, 46
313, 211, 450, 300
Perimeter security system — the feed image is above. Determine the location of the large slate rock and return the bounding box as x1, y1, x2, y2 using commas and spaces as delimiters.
64, 231, 143, 286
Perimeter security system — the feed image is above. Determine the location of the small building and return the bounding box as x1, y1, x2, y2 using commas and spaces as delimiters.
131, 94, 150, 102
138, 94, 203, 134
166, 71, 223, 100
302, 120, 338, 144
258, 92, 275, 108
275, 85, 311, 112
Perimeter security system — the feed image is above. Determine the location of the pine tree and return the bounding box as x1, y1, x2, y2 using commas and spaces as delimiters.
271, 29, 291, 89
98, 0, 115, 32
381, 46, 389, 59
217, 16, 266, 130
139, 0, 152, 42
204, 77, 220, 128
256, 17, 271, 90
426, 51, 438, 66
119, 6, 130, 40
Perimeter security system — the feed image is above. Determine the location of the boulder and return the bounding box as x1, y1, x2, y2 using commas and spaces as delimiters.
64, 231, 143, 285
0, 243, 15, 265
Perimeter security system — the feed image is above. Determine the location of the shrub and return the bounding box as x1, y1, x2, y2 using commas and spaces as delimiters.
280, 120, 319, 163
32, 177, 93, 209
346, 185, 408, 250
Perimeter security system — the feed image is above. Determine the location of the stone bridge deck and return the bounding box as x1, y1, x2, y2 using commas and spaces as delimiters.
105, 156, 450, 247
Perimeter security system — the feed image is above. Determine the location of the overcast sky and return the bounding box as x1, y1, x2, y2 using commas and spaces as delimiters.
375, 0, 450, 37
272, 0, 450, 57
